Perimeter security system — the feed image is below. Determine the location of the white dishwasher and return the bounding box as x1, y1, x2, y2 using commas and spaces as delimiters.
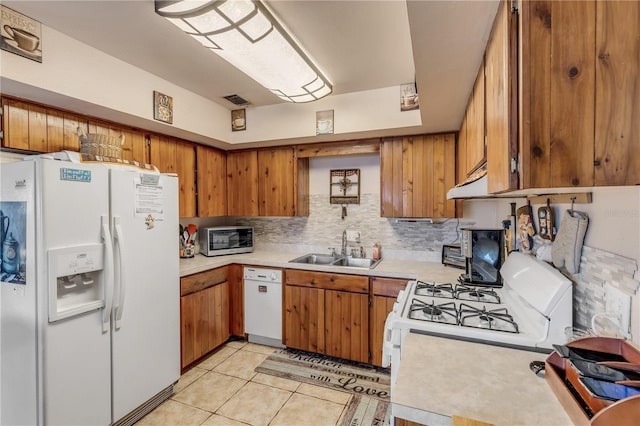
243, 267, 284, 347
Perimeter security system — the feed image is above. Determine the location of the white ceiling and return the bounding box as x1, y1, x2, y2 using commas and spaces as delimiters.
3, 0, 499, 139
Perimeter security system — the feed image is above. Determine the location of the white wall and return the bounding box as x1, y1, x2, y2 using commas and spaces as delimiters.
1, 24, 421, 147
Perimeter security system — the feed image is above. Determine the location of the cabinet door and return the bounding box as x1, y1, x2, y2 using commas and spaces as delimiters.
150, 136, 196, 217
2, 99, 30, 150
120, 128, 148, 164
197, 145, 227, 217
180, 281, 230, 368
466, 60, 486, 174
381, 134, 456, 218
258, 147, 295, 216
594, 0, 640, 185
46, 109, 65, 153
228, 263, 244, 336
486, 0, 518, 193
520, 0, 595, 188
283, 285, 325, 354
227, 150, 259, 216
325, 290, 369, 363
370, 277, 407, 367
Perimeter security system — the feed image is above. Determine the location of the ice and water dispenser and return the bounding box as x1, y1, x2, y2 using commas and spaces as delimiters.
48, 244, 105, 322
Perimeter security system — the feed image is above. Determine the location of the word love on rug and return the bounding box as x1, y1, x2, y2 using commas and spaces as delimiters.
255, 348, 390, 400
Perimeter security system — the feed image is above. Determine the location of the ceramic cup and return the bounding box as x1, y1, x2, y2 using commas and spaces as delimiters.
3, 25, 40, 52
317, 119, 331, 133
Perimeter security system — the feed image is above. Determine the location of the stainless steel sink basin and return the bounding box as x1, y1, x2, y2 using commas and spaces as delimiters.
288, 253, 339, 265
288, 253, 381, 269
332, 257, 381, 269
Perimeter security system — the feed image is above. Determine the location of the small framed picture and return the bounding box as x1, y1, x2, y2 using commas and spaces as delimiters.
316, 110, 334, 135
153, 91, 173, 124
231, 109, 246, 131
0, 6, 42, 63
400, 82, 419, 111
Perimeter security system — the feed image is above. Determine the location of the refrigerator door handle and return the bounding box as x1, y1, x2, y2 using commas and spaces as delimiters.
101, 215, 115, 333
113, 216, 127, 329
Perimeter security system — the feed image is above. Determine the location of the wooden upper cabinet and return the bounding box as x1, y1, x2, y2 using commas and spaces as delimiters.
381, 134, 456, 218
519, 0, 639, 188
466, 60, 486, 175
149, 135, 196, 218
485, 0, 518, 194
227, 150, 259, 216
593, 0, 640, 185
197, 145, 227, 217
258, 147, 295, 216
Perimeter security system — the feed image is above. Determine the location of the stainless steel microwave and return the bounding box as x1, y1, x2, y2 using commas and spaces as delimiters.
199, 226, 254, 257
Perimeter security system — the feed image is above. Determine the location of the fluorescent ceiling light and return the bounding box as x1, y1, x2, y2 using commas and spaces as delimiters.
155, 0, 333, 103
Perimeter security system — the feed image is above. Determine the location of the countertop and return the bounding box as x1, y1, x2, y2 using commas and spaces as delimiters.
392, 332, 572, 426
180, 250, 464, 282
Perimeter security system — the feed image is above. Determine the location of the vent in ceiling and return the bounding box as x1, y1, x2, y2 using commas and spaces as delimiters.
223, 94, 250, 106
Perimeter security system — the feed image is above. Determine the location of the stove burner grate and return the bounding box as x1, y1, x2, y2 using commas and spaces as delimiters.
408, 298, 458, 324
415, 281, 455, 299
455, 285, 501, 304
458, 303, 519, 333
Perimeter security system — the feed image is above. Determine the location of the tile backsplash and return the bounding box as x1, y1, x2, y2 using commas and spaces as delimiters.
236, 193, 474, 261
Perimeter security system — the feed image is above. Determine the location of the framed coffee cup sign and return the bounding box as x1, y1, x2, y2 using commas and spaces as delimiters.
400, 82, 419, 111
231, 109, 246, 131
1, 6, 42, 63
316, 110, 334, 135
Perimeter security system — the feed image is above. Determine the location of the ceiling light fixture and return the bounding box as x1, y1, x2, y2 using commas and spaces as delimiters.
155, 0, 333, 103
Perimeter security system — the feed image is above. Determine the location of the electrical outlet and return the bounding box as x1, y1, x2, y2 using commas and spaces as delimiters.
604, 284, 632, 336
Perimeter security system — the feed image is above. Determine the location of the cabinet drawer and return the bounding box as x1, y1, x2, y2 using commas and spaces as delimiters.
371, 277, 408, 298
285, 269, 368, 293
181, 266, 229, 296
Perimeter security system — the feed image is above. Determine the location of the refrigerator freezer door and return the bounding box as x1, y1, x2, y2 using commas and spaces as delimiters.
1, 161, 38, 425
109, 169, 180, 422
39, 159, 112, 425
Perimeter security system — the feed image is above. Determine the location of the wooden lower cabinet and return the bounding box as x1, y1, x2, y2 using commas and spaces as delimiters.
283, 269, 369, 363
325, 290, 369, 363
283, 284, 325, 354
180, 267, 231, 369
370, 277, 409, 367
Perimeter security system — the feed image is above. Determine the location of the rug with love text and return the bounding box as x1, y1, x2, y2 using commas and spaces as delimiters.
255, 348, 391, 426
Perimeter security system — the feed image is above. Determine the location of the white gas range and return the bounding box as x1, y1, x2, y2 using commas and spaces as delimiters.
382, 252, 573, 390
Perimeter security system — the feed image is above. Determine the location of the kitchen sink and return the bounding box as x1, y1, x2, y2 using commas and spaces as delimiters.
289, 253, 338, 265
288, 253, 381, 269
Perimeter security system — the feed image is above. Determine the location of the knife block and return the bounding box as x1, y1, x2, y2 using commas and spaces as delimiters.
545, 337, 640, 426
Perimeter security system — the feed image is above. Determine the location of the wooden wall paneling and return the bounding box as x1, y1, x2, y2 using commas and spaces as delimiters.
258, 147, 294, 216
28, 104, 47, 153
522, 0, 552, 188
295, 156, 310, 217
549, 0, 595, 187
412, 136, 427, 217
4, 99, 29, 150
177, 141, 196, 218
227, 150, 259, 216
380, 138, 394, 217
401, 136, 414, 217
63, 113, 85, 151
197, 145, 227, 217
423, 136, 435, 217
434, 134, 457, 217
594, 0, 640, 185
46, 109, 64, 153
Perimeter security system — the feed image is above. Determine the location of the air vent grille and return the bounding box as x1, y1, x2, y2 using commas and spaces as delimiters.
223, 94, 250, 106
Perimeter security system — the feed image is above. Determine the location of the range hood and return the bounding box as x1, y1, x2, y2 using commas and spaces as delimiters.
447, 169, 489, 199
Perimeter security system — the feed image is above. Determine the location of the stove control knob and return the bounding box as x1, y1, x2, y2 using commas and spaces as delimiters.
270, 272, 277, 281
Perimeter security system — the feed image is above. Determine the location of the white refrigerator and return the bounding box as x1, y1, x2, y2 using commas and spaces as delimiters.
0, 153, 180, 425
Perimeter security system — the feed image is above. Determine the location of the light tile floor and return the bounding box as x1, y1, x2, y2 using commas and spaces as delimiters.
138, 340, 353, 425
